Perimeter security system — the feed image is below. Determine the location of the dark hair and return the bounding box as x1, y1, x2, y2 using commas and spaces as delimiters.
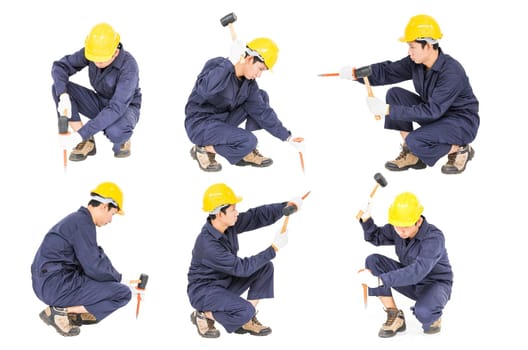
88, 199, 119, 211
207, 204, 231, 220
415, 40, 439, 50
244, 52, 264, 65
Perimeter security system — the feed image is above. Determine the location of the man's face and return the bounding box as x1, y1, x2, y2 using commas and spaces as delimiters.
93, 50, 119, 69
243, 57, 268, 80
407, 42, 432, 64
393, 217, 422, 239
94, 203, 119, 227
220, 204, 239, 227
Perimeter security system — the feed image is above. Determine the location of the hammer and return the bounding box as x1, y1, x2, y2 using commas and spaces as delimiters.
58, 113, 70, 172
355, 172, 388, 220
355, 65, 381, 120
280, 190, 311, 233
135, 273, 149, 319
220, 12, 237, 41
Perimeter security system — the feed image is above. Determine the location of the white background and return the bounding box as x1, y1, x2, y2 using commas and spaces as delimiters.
1, 0, 526, 348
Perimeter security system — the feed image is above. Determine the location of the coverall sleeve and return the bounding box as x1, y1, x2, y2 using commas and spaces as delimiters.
389, 67, 467, 124
51, 48, 89, 96
380, 235, 445, 287
71, 223, 121, 282
361, 218, 396, 246
202, 240, 276, 278
242, 85, 291, 141
234, 203, 286, 234
194, 60, 234, 99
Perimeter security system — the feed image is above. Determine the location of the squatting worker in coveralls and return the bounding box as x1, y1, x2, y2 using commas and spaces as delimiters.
31, 182, 134, 337
185, 37, 304, 172
357, 192, 453, 338
187, 183, 304, 338
341, 14, 479, 174
52, 22, 142, 161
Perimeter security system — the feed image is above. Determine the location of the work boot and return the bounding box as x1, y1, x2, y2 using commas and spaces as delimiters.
114, 139, 131, 158
378, 308, 406, 338
236, 149, 273, 167
190, 145, 222, 172
234, 314, 272, 336
424, 317, 442, 334
441, 145, 474, 174
68, 312, 98, 326
385, 144, 426, 171
39, 306, 80, 337
69, 136, 96, 161
190, 310, 220, 338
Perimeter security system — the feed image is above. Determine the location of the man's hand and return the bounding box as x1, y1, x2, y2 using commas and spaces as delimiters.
57, 93, 72, 118
366, 96, 388, 117
288, 196, 303, 212
288, 136, 305, 152
358, 268, 381, 288
272, 229, 289, 252
360, 201, 373, 221
229, 40, 246, 65
339, 66, 356, 80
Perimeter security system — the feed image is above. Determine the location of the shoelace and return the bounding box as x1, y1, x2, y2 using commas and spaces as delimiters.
74, 140, 87, 150
395, 146, 410, 161
207, 152, 217, 164
206, 318, 217, 330
384, 311, 397, 326
445, 152, 457, 165
251, 316, 263, 326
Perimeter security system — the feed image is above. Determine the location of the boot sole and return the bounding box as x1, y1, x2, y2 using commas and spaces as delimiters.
385, 161, 426, 172
190, 147, 222, 172
235, 159, 273, 168
234, 327, 272, 336
378, 323, 406, 338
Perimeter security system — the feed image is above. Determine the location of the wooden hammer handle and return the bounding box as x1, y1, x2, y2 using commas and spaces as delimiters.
229, 23, 237, 41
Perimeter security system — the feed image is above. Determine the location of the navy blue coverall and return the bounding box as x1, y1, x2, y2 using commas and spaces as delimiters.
51, 45, 142, 153
31, 207, 131, 321
365, 49, 479, 166
187, 203, 285, 333
185, 57, 291, 164
360, 216, 453, 332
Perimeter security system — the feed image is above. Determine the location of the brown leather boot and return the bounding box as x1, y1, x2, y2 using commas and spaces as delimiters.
190, 145, 222, 172
234, 314, 272, 336
385, 144, 426, 171
378, 308, 406, 338
424, 317, 442, 334
39, 306, 80, 337
236, 149, 273, 167
441, 145, 474, 174
69, 136, 96, 161
114, 139, 131, 158
190, 311, 220, 338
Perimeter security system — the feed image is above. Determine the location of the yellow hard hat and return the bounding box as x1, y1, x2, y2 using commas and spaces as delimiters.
85, 23, 120, 62
90, 182, 124, 215
202, 183, 242, 213
388, 192, 423, 227
246, 37, 279, 70
399, 14, 443, 42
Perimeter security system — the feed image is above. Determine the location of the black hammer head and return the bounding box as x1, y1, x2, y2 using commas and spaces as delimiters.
220, 12, 237, 27
374, 172, 388, 187
355, 65, 373, 79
